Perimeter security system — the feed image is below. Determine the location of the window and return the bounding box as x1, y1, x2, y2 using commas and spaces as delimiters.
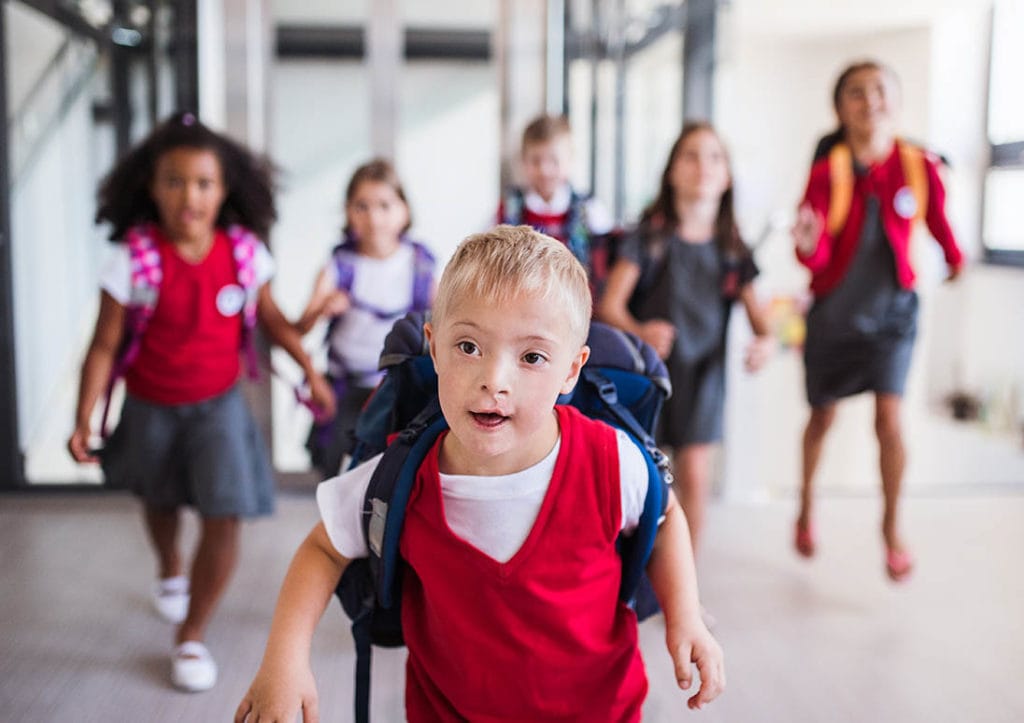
983, 0, 1024, 263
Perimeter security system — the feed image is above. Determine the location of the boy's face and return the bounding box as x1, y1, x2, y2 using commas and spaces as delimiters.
521, 136, 572, 202
425, 289, 589, 477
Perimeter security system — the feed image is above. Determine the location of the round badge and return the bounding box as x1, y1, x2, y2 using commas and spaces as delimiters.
893, 186, 918, 219
216, 284, 246, 316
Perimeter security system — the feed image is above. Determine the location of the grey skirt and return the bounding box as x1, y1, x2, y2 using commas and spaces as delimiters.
657, 350, 727, 448
101, 384, 275, 517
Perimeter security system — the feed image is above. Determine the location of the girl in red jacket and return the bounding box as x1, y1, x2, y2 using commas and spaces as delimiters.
792, 60, 964, 582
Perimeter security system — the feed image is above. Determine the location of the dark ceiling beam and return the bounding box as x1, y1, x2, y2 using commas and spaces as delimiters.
276, 25, 491, 61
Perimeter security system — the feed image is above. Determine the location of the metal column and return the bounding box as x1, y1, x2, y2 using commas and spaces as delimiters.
683, 0, 716, 120
0, 0, 26, 488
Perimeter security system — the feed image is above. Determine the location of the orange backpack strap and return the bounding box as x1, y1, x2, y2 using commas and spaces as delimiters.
826, 142, 854, 236
896, 139, 928, 224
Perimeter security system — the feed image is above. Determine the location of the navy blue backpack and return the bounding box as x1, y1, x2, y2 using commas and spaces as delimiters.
336, 311, 673, 723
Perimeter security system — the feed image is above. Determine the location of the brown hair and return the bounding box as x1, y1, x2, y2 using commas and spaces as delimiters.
813, 59, 899, 160
521, 114, 572, 151
639, 121, 748, 260
344, 158, 412, 233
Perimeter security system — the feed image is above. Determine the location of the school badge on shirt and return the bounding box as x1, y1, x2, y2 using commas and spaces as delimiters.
893, 186, 918, 219
216, 284, 246, 316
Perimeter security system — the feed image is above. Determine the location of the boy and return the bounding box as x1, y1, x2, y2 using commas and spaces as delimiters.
236, 226, 724, 722
499, 114, 614, 284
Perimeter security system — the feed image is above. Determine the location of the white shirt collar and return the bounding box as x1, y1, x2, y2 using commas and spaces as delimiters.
522, 183, 572, 215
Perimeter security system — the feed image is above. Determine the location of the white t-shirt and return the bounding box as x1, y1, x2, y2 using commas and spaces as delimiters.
522, 183, 614, 235
324, 244, 416, 386
99, 237, 275, 304
316, 428, 649, 564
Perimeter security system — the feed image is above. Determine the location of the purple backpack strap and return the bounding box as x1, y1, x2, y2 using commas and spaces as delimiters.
100, 224, 161, 437
408, 240, 435, 313
226, 225, 261, 380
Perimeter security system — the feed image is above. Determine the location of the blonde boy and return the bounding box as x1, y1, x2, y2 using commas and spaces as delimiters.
236, 225, 724, 722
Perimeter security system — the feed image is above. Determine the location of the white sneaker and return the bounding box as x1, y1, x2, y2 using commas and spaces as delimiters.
152, 576, 190, 624
171, 641, 218, 692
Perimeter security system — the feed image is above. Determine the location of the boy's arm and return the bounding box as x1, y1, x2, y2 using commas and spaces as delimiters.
236, 522, 351, 723
646, 493, 725, 710
257, 284, 336, 419
68, 291, 125, 463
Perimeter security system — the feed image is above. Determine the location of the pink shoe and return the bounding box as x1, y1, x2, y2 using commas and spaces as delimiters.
885, 548, 914, 583
794, 520, 816, 558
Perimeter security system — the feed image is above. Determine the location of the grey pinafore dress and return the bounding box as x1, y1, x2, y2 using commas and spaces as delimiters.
622, 232, 757, 447
803, 194, 919, 407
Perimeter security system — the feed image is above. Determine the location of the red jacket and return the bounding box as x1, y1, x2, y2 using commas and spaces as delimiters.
797, 141, 964, 296
400, 406, 647, 722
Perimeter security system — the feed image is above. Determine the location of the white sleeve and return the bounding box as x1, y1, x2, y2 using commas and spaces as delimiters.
584, 197, 615, 235
98, 244, 131, 304
315, 454, 382, 559
254, 241, 276, 286
616, 429, 650, 533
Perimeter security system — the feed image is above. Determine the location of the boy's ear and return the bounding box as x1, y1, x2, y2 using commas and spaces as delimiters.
559, 344, 590, 395
423, 321, 438, 365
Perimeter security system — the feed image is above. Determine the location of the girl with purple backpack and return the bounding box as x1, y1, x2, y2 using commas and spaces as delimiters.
295, 159, 436, 477
67, 112, 334, 692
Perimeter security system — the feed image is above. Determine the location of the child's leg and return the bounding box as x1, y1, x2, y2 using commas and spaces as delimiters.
874, 393, 907, 551
144, 505, 183, 579
673, 443, 713, 557
799, 403, 837, 530
176, 515, 240, 645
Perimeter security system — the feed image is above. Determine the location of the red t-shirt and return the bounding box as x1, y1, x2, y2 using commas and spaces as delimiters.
125, 230, 248, 404
400, 406, 648, 721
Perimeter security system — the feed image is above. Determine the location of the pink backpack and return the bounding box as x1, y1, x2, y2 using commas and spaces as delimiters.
100, 223, 261, 436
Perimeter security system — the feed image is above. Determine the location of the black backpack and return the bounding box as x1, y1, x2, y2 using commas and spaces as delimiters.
335, 312, 673, 722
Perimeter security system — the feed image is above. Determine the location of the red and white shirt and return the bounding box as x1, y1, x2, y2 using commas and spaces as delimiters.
100, 228, 274, 404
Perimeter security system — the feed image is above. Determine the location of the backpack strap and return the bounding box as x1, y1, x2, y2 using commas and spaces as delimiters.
409, 240, 435, 313
225, 225, 261, 380
501, 187, 525, 225
827, 140, 929, 236
826, 142, 854, 237
100, 224, 162, 438
348, 400, 447, 723
564, 190, 592, 270
896, 139, 928, 224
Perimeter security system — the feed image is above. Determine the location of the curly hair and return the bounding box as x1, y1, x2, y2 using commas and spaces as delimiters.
95, 111, 278, 241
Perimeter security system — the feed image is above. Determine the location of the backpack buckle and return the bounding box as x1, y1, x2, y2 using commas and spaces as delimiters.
367, 498, 388, 557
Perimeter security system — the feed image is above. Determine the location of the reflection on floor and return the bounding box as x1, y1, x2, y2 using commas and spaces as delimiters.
1, 490, 1022, 722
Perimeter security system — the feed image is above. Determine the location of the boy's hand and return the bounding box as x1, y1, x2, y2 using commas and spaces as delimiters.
946, 263, 963, 282
638, 319, 676, 360
235, 661, 319, 723
666, 621, 725, 710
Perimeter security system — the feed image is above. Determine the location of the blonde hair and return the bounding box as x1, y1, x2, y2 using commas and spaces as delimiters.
433, 225, 591, 346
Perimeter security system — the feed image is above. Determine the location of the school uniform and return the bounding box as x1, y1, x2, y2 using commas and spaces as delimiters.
318, 406, 650, 721
98, 227, 277, 517
620, 231, 758, 447
798, 142, 963, 407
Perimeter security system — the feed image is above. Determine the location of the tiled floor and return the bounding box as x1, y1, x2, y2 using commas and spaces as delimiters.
1, 487, 1022, 722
